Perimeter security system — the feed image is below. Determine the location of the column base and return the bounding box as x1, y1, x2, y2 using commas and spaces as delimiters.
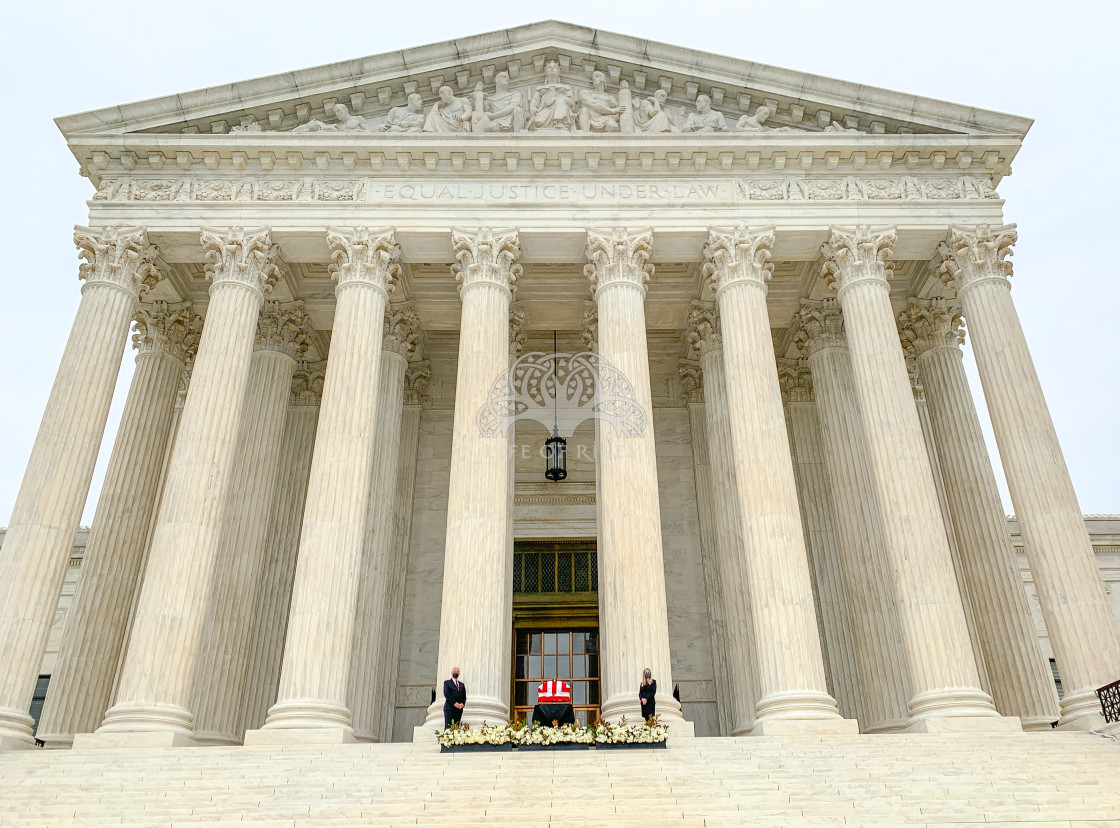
1057, 688, 1109, 730
1021, 716, 1061, 732
72, 731, 198, 749
191, 731, 240, 747
750, 718, 859, 737
0, 735, 38, 751
904, 715, 1022, 734
0, 710, 37, 751
243, 726, 356, 746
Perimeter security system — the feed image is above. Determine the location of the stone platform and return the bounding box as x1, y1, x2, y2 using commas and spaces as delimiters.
2, 732, 1120, 827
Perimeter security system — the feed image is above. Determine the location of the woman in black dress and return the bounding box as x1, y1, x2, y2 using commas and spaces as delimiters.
638, 667, 656, 722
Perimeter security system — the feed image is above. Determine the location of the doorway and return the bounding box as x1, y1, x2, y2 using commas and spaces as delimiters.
512, 540, 599, 725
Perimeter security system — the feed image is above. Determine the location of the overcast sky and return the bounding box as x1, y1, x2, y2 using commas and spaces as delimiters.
0, 0, 1116, 526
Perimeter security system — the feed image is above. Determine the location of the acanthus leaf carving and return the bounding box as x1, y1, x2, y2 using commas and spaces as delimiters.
200, 226, 280, 294
383, 301, 424, 360
683, 299, 722, 359
508, 301, 529, 360
132, 300, 202, 363
584, 227, 654, 296
777, 357, 814, 404
701, 224, 775, 295
790, 297, 846, 357
897, 297, 965, 358
325, 226, 400, 294
403, 360, 433, 406
289, 360, 326, 407
74, 225, 162, 298
678, 358, 704, 403
256, 300, 316, 361
451, 227, 521, 294
936, 223, 1017, 294
820, 224, 897, 294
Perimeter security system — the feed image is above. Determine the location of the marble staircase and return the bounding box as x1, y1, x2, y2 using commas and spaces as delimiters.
2, 731, 1120, 827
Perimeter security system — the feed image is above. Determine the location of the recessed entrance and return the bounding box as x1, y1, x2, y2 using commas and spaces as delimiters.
512, 540, 599, 726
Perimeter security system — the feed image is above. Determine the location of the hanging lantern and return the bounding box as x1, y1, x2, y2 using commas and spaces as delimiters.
545, 330, 567, 482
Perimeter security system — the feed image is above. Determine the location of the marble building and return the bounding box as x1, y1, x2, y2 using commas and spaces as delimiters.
0, 20, 1118, 753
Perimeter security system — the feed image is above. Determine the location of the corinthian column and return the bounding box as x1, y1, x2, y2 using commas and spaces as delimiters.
820, 225, 1011, 731
0, 228, 160, 750
939, 225, 1120, 728
683, 303, 759, 735
779, 359, 865, 726
251, 228, 398, 744
81, 228, 278, 747
678, 358, 733, 736
36, 302, 200, 748
791, 298, 911, 733
350, 302, 422, 741
239, 363, 323, 734
899, 297, 1059, 729
421, 229, 519, 729
702, 226, 849, 735
192, 301, 315, 745
584, 227, 682, 725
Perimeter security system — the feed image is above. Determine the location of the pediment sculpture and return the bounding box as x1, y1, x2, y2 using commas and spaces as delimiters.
223, 62, 873, 138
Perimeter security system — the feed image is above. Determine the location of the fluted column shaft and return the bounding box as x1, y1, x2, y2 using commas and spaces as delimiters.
689, 335, 760, 735
91, 228, 278, 743
904, 307, 1059, 729
586, 227, 682, 724
424, 229, 520, 728
37, 303, 198, 747
939, 224, 1119, 727
822, 226, 1001, 727
704, 227, 845, 734
784, 388, 865, 726
796, 311, 911, 733
0, 228, 158, 749
376, 364, 428, 742
258, 228, 397, 740
350, 338, 412, 741
239, 368, 321, 734
192, 302, 310, 745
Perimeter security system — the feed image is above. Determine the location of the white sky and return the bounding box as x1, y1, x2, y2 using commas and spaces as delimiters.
0, 0, 1117, 525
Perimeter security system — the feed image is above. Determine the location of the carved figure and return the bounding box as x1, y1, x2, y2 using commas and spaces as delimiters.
825, 120, 862, 134
423, 86, 473, 133
471, 72, 525, 133
683, 94, 728, 133
635, 88, 679, 133
292, 103, 373, 133
734, 105, 773, 132
528, 60, 576, 132
379, 94, 425, 132
578, 71, 620, 133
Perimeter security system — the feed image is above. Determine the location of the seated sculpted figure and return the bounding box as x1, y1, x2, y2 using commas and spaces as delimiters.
635, 88, 679, 133
578, 71, 620, 133
683, 94, 728, 133
292, 103, 373, 133
423, 86, 473, 133
528, 60, 576, 132
471, 72, 525, 133
734, 105, 773, 132
825, 120, 862, 133
379, 94, 425, 132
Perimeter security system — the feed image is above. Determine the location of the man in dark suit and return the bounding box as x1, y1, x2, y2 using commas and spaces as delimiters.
443, 667, 466, 728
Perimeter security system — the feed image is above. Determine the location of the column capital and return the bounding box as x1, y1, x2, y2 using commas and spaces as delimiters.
74, 225, 162, 298
791, 297, 846, 357
585, 227, 654, 298
452, 227, 521, 296
509, 301, 529, 360
581, 300, 598, 353
201, 227, 280, 295
132, 301, 202, 364
937, 223, 1017, 294
678, 358, 704, 404
778, 357, 814, 404
383, 301, 424, 360
683, 299, 722, 359
898, 297, 965, 359
289, 360, 326, 407
701, 224, 775, 296
905, 353, 925, 403
820, 225, 897, 295
404, 360, 433, 406
326, 226, 400, 295
257, 300, 315, 362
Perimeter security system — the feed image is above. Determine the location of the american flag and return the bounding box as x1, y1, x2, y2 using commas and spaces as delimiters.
536, 680, 572, 703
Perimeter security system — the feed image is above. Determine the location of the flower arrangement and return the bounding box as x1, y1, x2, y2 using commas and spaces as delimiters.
435, 716, 668, 748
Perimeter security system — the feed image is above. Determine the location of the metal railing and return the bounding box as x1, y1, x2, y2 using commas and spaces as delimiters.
1097, 679, 1120, 724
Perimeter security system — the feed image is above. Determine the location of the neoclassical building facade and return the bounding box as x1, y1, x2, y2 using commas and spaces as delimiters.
0, 21, 1117, 751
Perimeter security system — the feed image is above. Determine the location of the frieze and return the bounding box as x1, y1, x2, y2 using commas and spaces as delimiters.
91, 175, 1001, 205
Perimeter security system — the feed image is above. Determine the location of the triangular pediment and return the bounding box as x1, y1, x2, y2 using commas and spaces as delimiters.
55, 21, 1030, 140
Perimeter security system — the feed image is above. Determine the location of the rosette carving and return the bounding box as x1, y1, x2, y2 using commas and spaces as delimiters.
936, 223, 1017, 293
701, 224, 775, 294
584, 227, 654, 296
200, 226, 280, 294
820, 225, 897, 293
451, 227, 521, 294
325, 226, 400, 294
74, 225, 161, 297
